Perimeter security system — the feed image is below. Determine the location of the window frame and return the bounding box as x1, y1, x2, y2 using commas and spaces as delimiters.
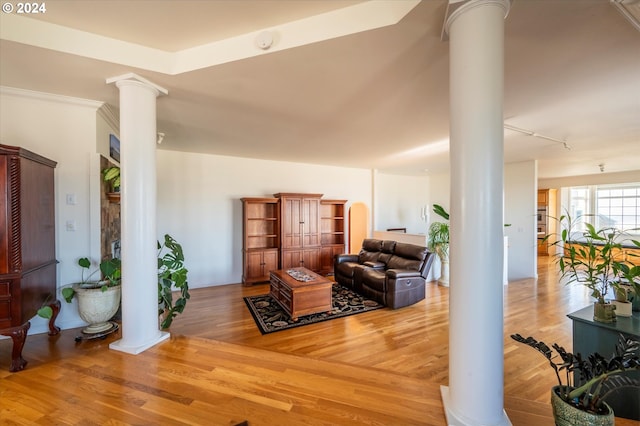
566, 183, 640, 236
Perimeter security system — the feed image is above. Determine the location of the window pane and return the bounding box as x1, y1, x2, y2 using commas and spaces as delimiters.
577, 183, 640, 233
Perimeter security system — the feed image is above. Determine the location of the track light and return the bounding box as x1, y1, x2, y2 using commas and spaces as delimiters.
504, 123, 571, 150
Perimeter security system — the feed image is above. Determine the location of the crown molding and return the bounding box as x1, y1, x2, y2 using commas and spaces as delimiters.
611, 0, 640, 32
0, 86, 103, 109
442, 0, 512, 41
97, 104, 120, 133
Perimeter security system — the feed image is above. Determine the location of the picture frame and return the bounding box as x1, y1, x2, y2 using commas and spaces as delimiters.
109, 134, 120, 163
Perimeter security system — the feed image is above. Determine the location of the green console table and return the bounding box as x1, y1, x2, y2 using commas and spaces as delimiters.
567, 305, 640, 420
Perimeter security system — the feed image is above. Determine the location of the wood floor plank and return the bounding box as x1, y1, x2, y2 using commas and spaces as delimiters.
1, 257, 638, 425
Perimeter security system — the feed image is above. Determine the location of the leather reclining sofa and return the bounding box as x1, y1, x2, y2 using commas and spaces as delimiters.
334, 239, 435, 309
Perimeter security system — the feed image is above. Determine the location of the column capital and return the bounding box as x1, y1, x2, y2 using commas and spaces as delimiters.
442, 0, 511, 41
106, 72, 168, 96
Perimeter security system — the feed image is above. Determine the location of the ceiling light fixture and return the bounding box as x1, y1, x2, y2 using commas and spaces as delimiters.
611, 0, 640, 32
503, 123, 571, 150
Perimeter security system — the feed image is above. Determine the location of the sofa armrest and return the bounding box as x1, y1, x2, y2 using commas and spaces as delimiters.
363, 261, 386, 270
335, 254, 359, 264
386, 269, 422, 279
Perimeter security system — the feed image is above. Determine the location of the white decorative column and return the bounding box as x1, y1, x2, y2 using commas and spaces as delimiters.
440, 1, 511, 425
107, 73, 170, 354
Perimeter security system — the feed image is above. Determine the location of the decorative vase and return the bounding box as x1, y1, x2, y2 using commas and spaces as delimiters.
593, 302, 616, 323
551, 386, 614, 426
75, 283, 121, 334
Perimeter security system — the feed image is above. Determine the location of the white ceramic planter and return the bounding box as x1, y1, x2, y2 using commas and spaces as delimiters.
612, 299, 632, 317
75, 284, 121, 333
439, 258, 450, 287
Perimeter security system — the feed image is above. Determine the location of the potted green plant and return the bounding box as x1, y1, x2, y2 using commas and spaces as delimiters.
546, 212, 640, 323
511, 333, 640, 425
61, 257, 122, 334
37, 234, 190, 331
157, 234, 190, 329
102, 166, 120, 203
427, 204, 449, 287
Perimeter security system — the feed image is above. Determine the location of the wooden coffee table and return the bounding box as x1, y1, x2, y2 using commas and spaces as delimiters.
269, 268, 333, 321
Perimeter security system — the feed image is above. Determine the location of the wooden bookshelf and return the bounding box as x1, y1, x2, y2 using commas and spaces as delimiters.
242, 198, 280, 285
320, 199, 347, 274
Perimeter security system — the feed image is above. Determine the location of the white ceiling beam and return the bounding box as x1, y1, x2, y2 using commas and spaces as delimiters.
0, 1, 420, 75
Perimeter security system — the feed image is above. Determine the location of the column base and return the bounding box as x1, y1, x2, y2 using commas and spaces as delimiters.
441, 386, 512, 426
109, 330, 170, 355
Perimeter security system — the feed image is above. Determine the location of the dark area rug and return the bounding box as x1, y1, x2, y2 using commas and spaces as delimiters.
244, 284, 384, 334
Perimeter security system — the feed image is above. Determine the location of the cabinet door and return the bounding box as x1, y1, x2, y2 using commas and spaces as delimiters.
303, 198, 321, 247
0, 279, 19, 329
282, 198, 303, 249
302, 247, 321, 272
538, 190, 548, 206
320, 247, 334, 274
245, 251, 265, 281
320, 245, 344, 274
263, 250, 279, 275
281, 250, 302, 270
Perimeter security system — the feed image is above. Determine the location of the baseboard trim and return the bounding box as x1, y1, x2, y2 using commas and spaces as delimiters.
441, 385, 512, 426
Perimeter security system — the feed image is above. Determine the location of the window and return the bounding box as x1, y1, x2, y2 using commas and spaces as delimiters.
568, 186, 589, 231
567, 183, 640, 234
596, 185, 640, 231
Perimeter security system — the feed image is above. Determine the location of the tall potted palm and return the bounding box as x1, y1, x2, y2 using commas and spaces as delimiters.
427, 204, 450, 287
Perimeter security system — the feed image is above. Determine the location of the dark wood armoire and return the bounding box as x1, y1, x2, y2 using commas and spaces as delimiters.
0, 144, 60, 372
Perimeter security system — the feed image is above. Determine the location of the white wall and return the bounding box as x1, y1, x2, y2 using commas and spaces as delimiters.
504, 160, 537, 280
0, 87, 105, 333
374, 172, 430, 234
1, 88, 375, 334
427, 172, 451, 220
156, 150, 372, 288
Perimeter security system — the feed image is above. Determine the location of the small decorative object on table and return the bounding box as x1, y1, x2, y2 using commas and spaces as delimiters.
286, 267, 316, 282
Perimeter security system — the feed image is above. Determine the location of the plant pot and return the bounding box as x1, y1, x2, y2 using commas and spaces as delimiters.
593, 302, 616, 323
106, 192, 120, 203
74, 283, 121, 334
551, 386, 614, 426
436, 249, 449, 288
611, 299, 633, 317
438, 259, 449, 287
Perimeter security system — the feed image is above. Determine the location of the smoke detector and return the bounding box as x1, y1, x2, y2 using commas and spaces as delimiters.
255, 31, 274, 50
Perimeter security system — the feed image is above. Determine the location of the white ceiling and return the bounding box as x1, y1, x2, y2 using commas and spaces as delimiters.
1, 0, 639, 179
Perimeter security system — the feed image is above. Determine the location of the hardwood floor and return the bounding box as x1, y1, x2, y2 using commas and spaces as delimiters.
1, 257, 637, 425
